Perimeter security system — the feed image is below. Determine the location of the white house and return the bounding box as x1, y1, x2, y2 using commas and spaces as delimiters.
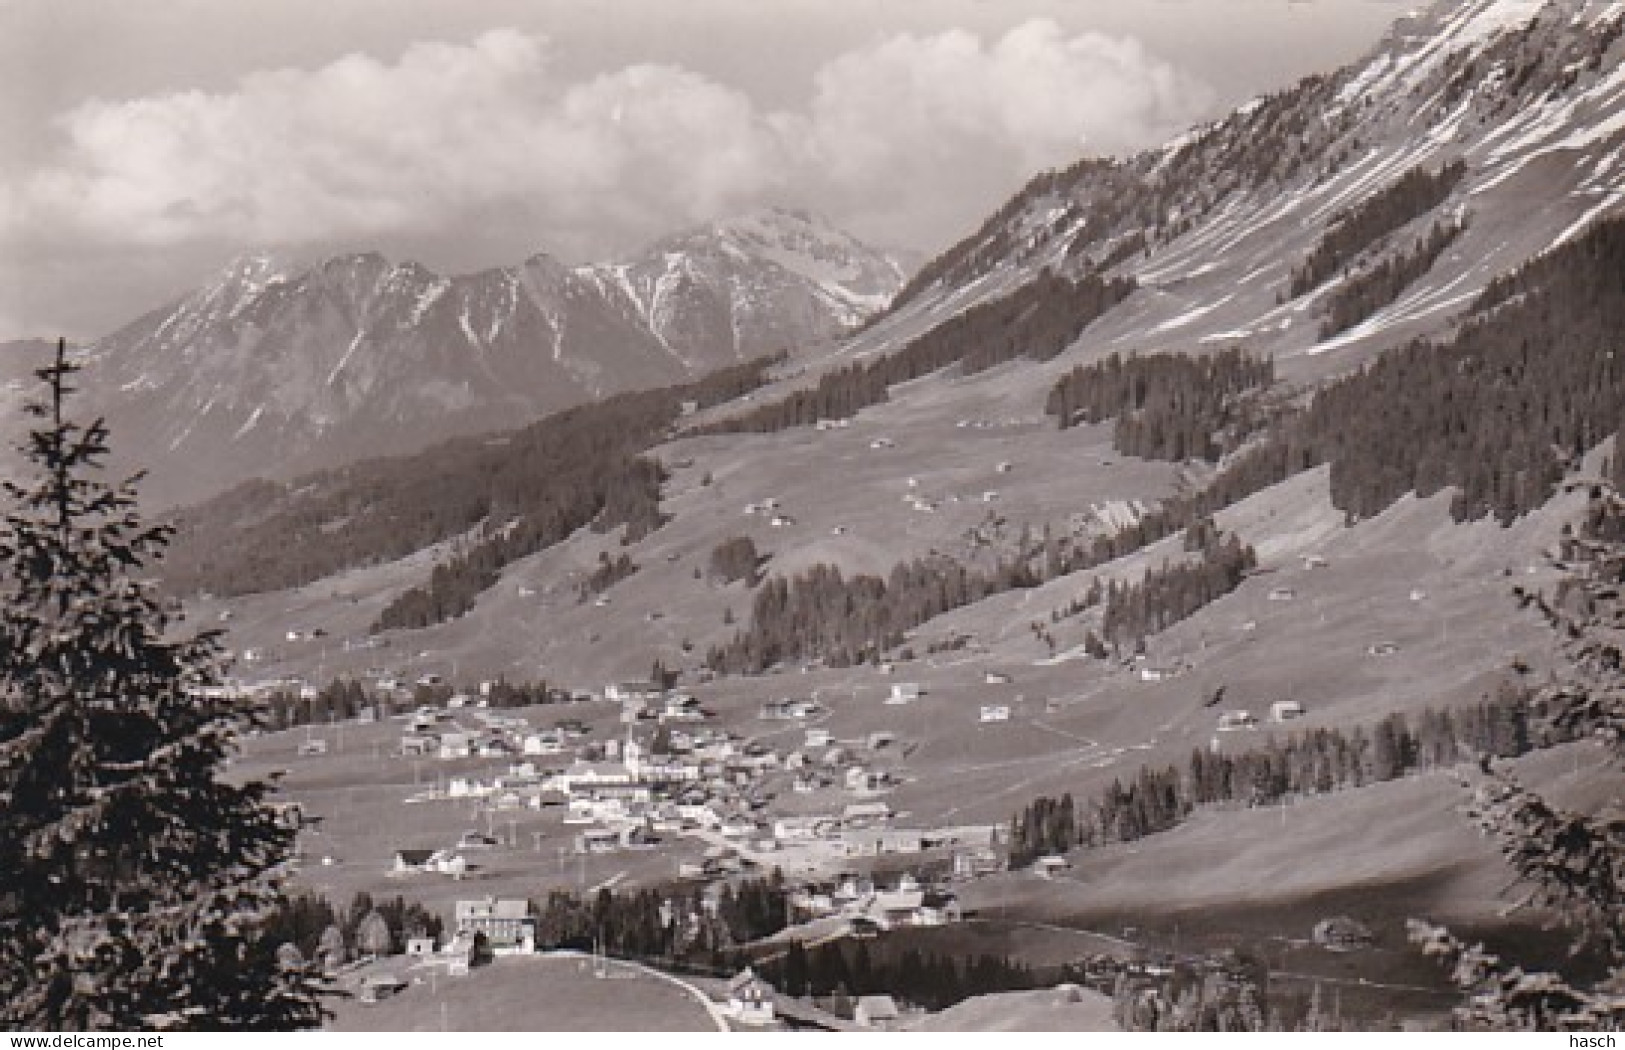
725, 968, 776, 1026
454, 897, 534, 955
1271, 700, 1306, 722
523, 731, 566, 755
605, 681, 664, 704
887, 682, 922, 704
854, 995, 901, 1029
979, 704, 1011, 723
842, 801, 893, 827
1217, 711, 1258, 732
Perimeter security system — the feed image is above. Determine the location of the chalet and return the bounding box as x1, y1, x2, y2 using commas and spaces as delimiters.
719, 815, 760, 839
557, 761, 633, 792
805, 728, 832, 748
1138, 665, 1182, 683
918, 891, 963, 926
447, 776, 492, 799
846, 768, 894, 794
358, 974, 409, 1004
441, 935, 477, 976
841, 828, 924, 856
577, 827, 620, 854
1267, 587, 1296, 602
1033, 855, 1071, 878
773, 816, 833, 842
726, 968, 776, 1026
399, 733, 438, 757
867, 730, 897, 751
523, 731, 567, 755
1270, 700, 1306, 722
869, 888, 924, 929
887, 682, 922, 704
425, 850, 468, 876
296, 738, 329, 757
1216, 710, 1258, 732
841, 800, 893, 827
392, 848, 436, 874
1312, 915, 1374, 952
759, 698, 819, 720
605, 681, 665, 704
438, 731, 472, 759
454, 897, 535, 955
834, 875, 875, 904
457, 830, 500, 849
662, 693, 705, 721
1368, 641, 1400, 656
953, 849, 1004, 878
790, 889, 837, 919
979, 704, 1011, 723
405, 936, 437, 957
984, 671, 1013, 685
854, 995, 901, 1029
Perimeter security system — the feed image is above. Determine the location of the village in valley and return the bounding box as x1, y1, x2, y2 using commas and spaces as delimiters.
256, 661, 1345, 1031
248, 669, 1033, 1029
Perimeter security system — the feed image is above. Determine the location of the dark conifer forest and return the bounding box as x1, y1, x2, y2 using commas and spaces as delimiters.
698, 270, 1136, 436
1044, 348, 1276, 462
1007, 685, 1555, 868
1286, 160, 1467, 299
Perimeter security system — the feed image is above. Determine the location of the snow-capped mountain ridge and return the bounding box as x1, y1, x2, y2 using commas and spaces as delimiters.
855, 0, 1625, 381
79, 211, 906, 507
576, 208, 908, 368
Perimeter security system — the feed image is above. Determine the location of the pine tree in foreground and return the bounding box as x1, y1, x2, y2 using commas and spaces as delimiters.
1409, 483, 1625, 1031
0, 341, 327, 1030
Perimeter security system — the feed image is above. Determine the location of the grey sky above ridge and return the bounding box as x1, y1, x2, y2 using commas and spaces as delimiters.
0, 0, 1408, 341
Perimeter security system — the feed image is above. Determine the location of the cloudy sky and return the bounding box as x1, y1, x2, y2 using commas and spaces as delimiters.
0, 0, 1409, 340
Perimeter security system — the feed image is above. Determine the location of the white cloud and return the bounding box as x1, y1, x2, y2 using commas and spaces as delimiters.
8, 20, 1212, 263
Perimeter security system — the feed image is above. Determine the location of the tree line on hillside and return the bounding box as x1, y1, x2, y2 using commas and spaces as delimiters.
764, 940, 1038, 1014
707, 535, 764, 585
165, 354, 781, 604
1098, 530, 1257, 653
1007, 685, 1556, 868
260, 675, 559, 732
264, 890, 444, 971
1157, 213, 1625, 531
718, 217, 1625, 676
1318, 215, 1468, 338
1044, 348, 1276, 463
705, 554, 1043, 674
576, 551, 638, 602
698, 270, 1135, 436
530, 875, 790, 963
1287, 160, 1467, 299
